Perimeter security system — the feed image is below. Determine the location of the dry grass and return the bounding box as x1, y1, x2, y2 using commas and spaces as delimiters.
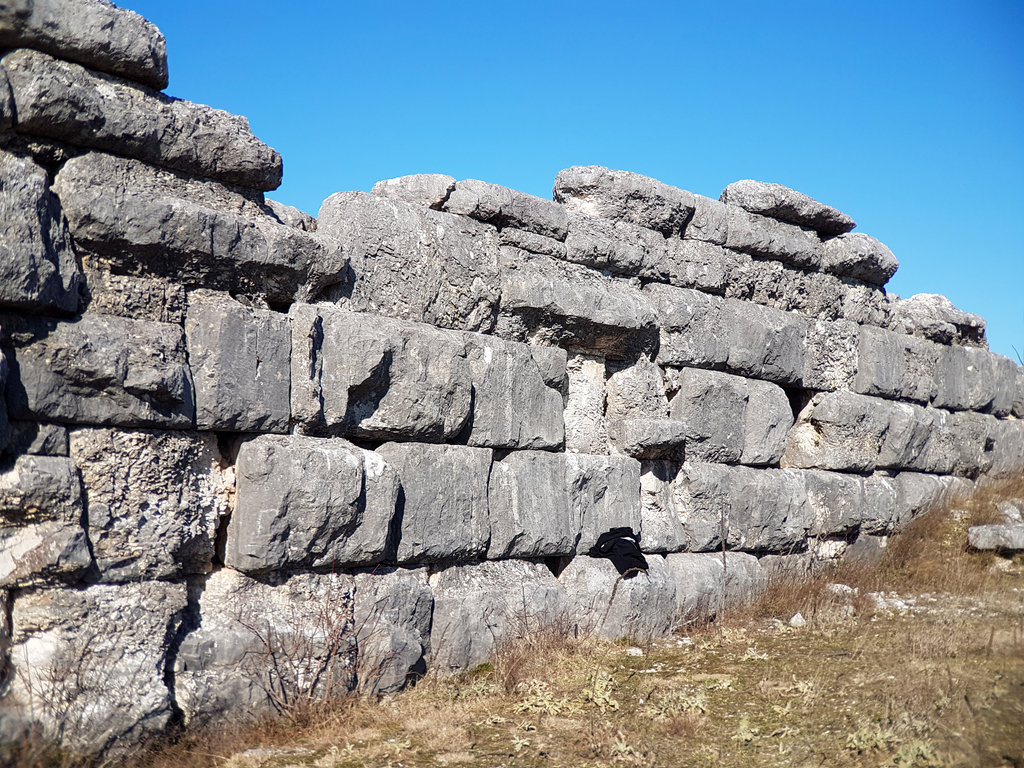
5, 475, 1024, 768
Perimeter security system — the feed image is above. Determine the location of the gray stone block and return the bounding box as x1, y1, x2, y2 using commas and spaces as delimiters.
0, 62, 13, 135
558, 554, 676, 642
840, 278, 893, 328
553, 165, 695, 236
290, 305, 472, 442
861, 473, 898, 535
353, 566, 433, 695
608, 418, 687, 461
497, 248, 659, 359
684, 194, 729, 245
563, 210, 655, 276
186, 291, 290, 433
892, 472, 949, 529
606, 357, 668, 419
3, 49, 282, 190
370, 173, 455, 209
498, 227, 567, 258
641, 237, 742, 296
462, 333, 564, 450
7, 581, 187, 753
724, 205, 823, 270
990, 419, 1024, 477
569, 453, 641, 553
4, 313, 195, 428
889, 293, 987, 347
226, 435, 398, 573
81, 264, 186, 324
564, 352, 608, 454
318, 191, 500, 333
722, 552, 768, 606
639, 460, 687, 553
802, 469, 865, 537
0, 0, 169, 89
933, 345, 1016, 415
0, 148, 79, 313
175, 569, 356, 726
853, 325, 939, 404
429, 559, 568, 674
663, 552, 725, 623
53, 153, 347, 305
443, 179, 568, 240
946, 411, 998, 478
802, 319, 858, 391
263, 199, 316, 231
968, 524, 1024, 552
720, 180, 855, 237
3, 421, 68, 456
487, 450, 576, 558
70, 428, 231, 582
821, 232, 898, 286
1013, 366, 1024, 418
377, 442, 491, 564
529, 345, 569, 392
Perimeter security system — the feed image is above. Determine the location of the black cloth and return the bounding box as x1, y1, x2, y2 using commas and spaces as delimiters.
589, 527, 648, 577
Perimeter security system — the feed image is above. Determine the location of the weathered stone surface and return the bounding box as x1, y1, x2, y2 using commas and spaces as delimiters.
564, 352, 608, 454
0, 148, 79, 313
559, 555, 676, 642
553, 165, 695, 236
487, 450, 575, 558
821, 232, 898, 286
377, 442, 491, 564
497, 248, 659, 359
802, 469, 865, 537
892, 472, 950, 529
444, 179, 569, 240
7, 581, 187, 753
648, 284, 806, 386
53, 152, 346, 304
263, 199, 316, 231
853, 325, 939, 404
370, 173, 455, 209
0, 454, 88, 587
3, 49, 282, 190
569, 453, 641, 553
608, 418, 687, 461
429, 559, 568, 674
841, 277, 892, 328
889, 293, 986, 347
353, 566, 433, 695
933, 345, 1017, 415
641, 238, 742, 296
2, 420, 67, 456
498, 227, 567, 258
802, 319, 858, 391
663, 553, 725, 622
186, 291, 290, 433
638, 460, 687, 553
3, 313, 195, 428
724, 206, 823, 270
720, 180, 855, 237
462, 333, 564, 450
968, 524, 1024, 552
70, 428, 230, 582
0, 0, 169, 89
945, 411, 999, 478
844, 532, 889, 564
1013, 367, 1024, 419
0, 62, 13, 135
0, 342, 7, 451
290, 305, 472, 442
529, 345, 569, 392
668, 367, 792, 466
606, 357, 667, 419
81, 262, 186, 323
861, 473, 899, 535
563, 210, 655, 276
226, 435, 398, 573
990, 419, 1024, 477
685, 194, 729, 245
318, 191, 500, 332
175, 570, 356, 725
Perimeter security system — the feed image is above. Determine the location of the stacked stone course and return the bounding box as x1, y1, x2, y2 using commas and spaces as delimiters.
1, 0, 1022, 754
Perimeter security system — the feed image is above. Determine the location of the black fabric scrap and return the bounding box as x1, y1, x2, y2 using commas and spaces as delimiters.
589, 527, 648, 577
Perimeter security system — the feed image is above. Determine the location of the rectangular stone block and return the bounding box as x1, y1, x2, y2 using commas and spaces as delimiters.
377, 442, 491, 564
3, 312, 195, 429
802, 319, 858, 391
487, 450, 576, 558
569, 453, 642, 553
853, 325, 940, 404
724, 205, 823, 270
684, 194, 729, 245
498, 227, 567, 258
226, 435, 398, 574
3, 48, 282, 190
990, 419, 1024, 477
81, 263, 186, 324
370, 173, 455, 209
640, 238, 742, 295
720, 180, 855, 238
3, 421, 67, 457
639, 460, 687, 553
821, 232, 898, 286
664, 551, 767, 622
564, 352, 608, 454
443, 179, 569, 240
564, 210, 656, 276
933, 345, 1017, 416
801, 469, 866, 537
608, 418, 687, 461
0, 0, 169, 89
888, 293, 986, 347
606, 357, 668, 419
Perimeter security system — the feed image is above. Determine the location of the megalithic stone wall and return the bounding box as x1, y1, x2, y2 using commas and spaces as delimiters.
1, 0, 1022, 754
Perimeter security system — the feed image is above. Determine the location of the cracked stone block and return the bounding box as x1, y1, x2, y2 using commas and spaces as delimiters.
968, 524, 1024, 552
370, 173, 455, 209
638, 460, 687, 553
853, 325, 940, 405
605, 357, 668, 420
564, 352, 608, 455
720, 180, 855, 237
684, 194, 730, 245
2, 421, 68, 457
563, 210, 656, 276
81, 263, 186, 324
487, 450, 576, 558
724, 205, 823, 270
803, 319, 858, 391
821, 232, 898, 286
443, 179, 568, 240
802, 469, 866, 537
608, 418, 687, 461
888, 293, 986, 347
933, 345, 1017, 415
568, 453, 641, 553
641, 238, 742, 295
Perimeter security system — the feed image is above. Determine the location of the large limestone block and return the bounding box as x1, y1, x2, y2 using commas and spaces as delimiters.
0, 0, 168, 89
488, 450, 576, 558
564, 352, 608, 454
498, 226, 566, 258
0, 148, 79, 313
663, 552, 725, 623
429, 559, 568, 674
226, 435, 398, 574
290, 305, 472, 442
720, 180, 855, 237
684, 194, 730, 245
607, 418, 687, 461
497, 248, 659, 359
724, 206, 823, 270
0, 62, 13, 134
647, 284, 806, 386
353, 566, 433, 695
802, 319, 858, 391
990, 419, 1024, 477
802, 469, 866, 537
443, 179, 568, 240
861, 473, 899, 535
3, 49, 282, 190
81, 263, 186, 324
462, 333, 564, 450
933, 345, 1017, 415
605, 357, 668, 419
370, 173, 455, 209
569, 453, 642, 553
668, 367, 792, 466
889, 293, 986, 347
53, 152, 346, 304
3, 420, 68, 457
853, 325, 939, 404
186, 291, 290, 433
564, 210, 657, 276
7, 582, 187, 753
1012, 367, 1024, 419
175, 569, 356, 725
70, 428, 230, 582
968, 524, 1024, 552
946, 411, 1001, 478
640, 238, 742, 296
3, 313, 195, 428
377, 442, 491, 564
892, 472, 951, 529
318, 191, 501, 333
553, 165, 695, 236
821, 232, 898, 286
0, 454, 89, 587
638, 460, 687, 553
558, 555, 676, 642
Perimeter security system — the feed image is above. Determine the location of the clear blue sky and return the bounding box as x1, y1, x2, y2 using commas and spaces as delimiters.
128, 0, 1023, 361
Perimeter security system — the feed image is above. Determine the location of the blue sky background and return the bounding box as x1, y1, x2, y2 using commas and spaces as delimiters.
129, 0, 1023, 361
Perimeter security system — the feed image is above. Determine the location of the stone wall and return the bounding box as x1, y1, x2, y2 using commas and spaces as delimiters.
1, 0, 1022, 754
